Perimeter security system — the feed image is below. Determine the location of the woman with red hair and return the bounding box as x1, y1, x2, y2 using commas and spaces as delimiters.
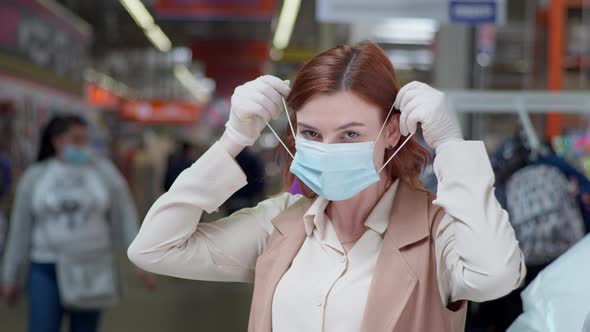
128, 41, 524, 332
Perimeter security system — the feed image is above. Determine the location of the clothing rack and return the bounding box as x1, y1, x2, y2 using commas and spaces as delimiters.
445, 90, 590, 152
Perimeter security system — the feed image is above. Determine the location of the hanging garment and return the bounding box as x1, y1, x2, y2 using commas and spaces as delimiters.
505, 164, 585, 266
537, 152, 590, 233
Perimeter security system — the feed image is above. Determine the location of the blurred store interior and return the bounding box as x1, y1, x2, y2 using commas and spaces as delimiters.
0, 0, 590, 331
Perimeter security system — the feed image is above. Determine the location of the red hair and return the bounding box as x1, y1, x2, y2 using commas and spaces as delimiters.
279, 41, 430, 195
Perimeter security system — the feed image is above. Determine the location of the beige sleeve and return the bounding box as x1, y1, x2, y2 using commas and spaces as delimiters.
432, 140, 526, 305
127, 142, 302, 282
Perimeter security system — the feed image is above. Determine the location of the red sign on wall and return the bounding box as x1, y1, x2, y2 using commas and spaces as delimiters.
86, 83, 121, 108
155, 0, 275, 20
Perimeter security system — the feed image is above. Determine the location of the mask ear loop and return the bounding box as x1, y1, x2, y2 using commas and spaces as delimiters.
378, 133, 414, 173
264, 97, 296, 159
282, 97, 297, 139
376, 100, 415, 174
376, 100, 397, 142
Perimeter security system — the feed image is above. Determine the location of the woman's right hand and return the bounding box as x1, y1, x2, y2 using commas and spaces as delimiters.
224, 75, 291, 148
2, 285, 19, 306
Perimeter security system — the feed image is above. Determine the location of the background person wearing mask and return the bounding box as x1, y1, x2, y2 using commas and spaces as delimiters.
1, 115, 157, 332
128, 42, 525, 331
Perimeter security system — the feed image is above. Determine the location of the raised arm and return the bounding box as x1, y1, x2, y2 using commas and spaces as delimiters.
128, 75, 294, 282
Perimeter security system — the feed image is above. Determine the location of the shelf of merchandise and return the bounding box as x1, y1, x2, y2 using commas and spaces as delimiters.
540, 0, 590, 138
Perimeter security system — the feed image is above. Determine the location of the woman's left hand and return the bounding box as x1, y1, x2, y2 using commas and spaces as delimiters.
394, 81, 462, 152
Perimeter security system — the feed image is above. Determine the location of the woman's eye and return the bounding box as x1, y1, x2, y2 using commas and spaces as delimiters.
302, 130, 320, 139
344, 131, 360, 139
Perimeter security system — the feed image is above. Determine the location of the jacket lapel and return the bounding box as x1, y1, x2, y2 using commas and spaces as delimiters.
361, 181, 431, 332
252, 198, 310, 332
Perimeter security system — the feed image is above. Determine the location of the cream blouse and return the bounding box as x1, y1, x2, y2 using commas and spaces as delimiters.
128, 140, 525, 332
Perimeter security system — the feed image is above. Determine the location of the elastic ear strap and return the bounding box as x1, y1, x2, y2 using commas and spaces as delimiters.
265, 97, 296, 159
376, 100, 396, 142
265, 122, 294, 159
282, 97, 296, 138
378, 133, 414, 173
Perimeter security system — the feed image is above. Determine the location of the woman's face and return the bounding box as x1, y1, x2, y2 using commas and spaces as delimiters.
296, 91, 401, 170
53, 124, 89, 157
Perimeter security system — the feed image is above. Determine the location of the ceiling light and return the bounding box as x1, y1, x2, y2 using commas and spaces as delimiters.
120, 0, 154, 30
273, 0, 301, 50
146, 25, 172, 52
119, 0, 173, 52
174, 65, 214, 103
374, 18, 439, 45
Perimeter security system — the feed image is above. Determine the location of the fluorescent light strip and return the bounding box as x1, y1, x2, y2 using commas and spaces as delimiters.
272, 0, 301, 50
120, 0, 154, 30
174, 65, 209, 103
119, 0, 173, 52
146, 26, 172, 52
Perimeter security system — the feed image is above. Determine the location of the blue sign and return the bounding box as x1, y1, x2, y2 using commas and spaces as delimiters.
449, 1, 497, 25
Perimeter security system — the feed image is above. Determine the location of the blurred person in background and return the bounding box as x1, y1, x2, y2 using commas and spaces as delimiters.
128, 42, 525, 332
163, 140, 195, 192
1, 115, 157, 332
0, 151, 11, 201
224, 147, 266, 215
0, 151, 11, 273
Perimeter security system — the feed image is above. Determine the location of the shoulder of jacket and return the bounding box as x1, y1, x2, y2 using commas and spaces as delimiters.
266, 192, 311, 210
268, 193, 311, 236
424, 190, 446, 237
286, 193, 312, 211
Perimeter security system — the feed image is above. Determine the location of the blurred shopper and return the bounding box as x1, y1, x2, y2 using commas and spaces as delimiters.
508, 234, 590, 332
128, 42, 525, 331
163, 140, 194, 192
0, 152, 11, 201
224, 147, 266, 215
0, 152, 11, 273
1, 115, 157, 332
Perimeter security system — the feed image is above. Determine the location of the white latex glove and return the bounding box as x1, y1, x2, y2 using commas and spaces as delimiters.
394, 81, 462, 152
224, 75, 291, 146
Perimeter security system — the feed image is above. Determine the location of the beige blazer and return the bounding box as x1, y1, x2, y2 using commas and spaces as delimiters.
248, 180, 467, 332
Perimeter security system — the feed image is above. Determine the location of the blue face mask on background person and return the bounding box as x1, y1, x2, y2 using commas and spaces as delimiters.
63, 145, 91, 165
267, 98, 413, 201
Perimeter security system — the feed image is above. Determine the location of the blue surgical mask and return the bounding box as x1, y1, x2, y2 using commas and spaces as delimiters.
267, 98, 413, 201
63, 145, 91, 165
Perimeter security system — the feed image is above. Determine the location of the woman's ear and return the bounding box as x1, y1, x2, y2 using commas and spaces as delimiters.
385, 113, 402, 148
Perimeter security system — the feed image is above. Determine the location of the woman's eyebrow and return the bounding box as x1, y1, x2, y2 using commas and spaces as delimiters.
297, 122, 366, 131
297, 122, 320, 131
336, 122, 366, 130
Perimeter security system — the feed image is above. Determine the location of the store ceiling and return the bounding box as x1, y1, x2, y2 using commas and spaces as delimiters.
53, 0, 320, 100
54, 0, 297, 55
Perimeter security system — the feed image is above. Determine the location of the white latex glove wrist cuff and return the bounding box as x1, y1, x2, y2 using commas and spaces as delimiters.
225, 120, 257, 146
435, 138, 464, 155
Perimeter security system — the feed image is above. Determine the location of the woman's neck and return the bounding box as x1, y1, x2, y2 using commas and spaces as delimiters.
326, 175, 394, 244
